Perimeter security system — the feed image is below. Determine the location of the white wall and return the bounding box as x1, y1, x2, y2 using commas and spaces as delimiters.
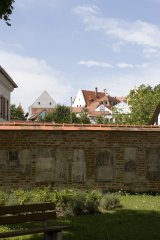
0, 73, 15, 121
95, 104, 112, 113
158, 113, 160, 125
72, 90, 86, 107
114, 101, 130, 114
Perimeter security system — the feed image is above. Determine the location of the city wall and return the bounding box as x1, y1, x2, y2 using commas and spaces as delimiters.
0, 123, 160, 192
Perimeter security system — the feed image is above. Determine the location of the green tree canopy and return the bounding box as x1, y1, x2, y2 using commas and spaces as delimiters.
43, 104, 79, 123
10, 104, 26, 120
113, 84, 160, 125
0, 0, 15, 26
43, 104, 91, 124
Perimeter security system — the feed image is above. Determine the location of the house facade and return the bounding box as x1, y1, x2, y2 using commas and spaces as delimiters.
28, 91, 57, 120
72, 88, 105, 107
0, 66, 18, 121
72, 88, 127, 123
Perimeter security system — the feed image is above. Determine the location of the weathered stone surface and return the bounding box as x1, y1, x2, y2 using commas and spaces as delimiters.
72, 149, 86, 182
36, 149, 55, 182
55, 148, 68, 182
146, 149, 160, 180
124, 147, 137, 183
0, 150, 7, 173
96, 149, 114, 181
7, 150, 19, 169
19, 150, 32, 175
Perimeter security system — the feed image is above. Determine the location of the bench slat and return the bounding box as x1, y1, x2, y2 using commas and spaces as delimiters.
0, 225, 69, 238
0, 212, 56, 225
0, 203, 55, 215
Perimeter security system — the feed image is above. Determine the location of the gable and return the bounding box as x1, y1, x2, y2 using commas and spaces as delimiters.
82, 90, 105, 106
29, 91, 56, 109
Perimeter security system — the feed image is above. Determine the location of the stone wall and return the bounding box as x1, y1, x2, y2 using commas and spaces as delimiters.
0, 124, 160, 192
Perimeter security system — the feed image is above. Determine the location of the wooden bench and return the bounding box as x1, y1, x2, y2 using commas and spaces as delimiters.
0, 203, 69, 240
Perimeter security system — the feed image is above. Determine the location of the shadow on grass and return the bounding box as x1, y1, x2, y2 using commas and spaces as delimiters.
62, 209, 160, 240
3, 209, 160, 240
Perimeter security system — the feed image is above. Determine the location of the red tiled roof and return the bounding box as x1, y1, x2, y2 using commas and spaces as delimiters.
72, 107, 83, 113
116, 96, 127, 102
82, 90, 105, 106
89, 111, 111, 117
31, 107, 55, 115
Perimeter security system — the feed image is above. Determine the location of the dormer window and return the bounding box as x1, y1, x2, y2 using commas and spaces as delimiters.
100, 105, 105, 111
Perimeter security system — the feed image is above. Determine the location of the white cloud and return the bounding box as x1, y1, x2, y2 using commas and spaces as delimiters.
74, 5, 160, 50
143, 47, 160, 58
87, 61, 160, 98
117, 63, 148, 69
117, 63, 134, 69
73, 5, 101, 15
0, 50, 73, 112
78, 60, 113, 68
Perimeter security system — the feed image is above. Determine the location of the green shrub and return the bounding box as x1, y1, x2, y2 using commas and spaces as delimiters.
0, 191, 8, 206
31, 187, 54, 203
99, 193, 120, 210
71, 192, 86, 215
85, 190, 102, 214
5, 189, 32, 206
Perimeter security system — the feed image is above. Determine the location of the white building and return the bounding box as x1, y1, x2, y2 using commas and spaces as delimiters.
28, 91, 56, 120
72, 88, 126, 123
72, 88, 105, 108
113, 101, 130, 114
0, 66, 17, 121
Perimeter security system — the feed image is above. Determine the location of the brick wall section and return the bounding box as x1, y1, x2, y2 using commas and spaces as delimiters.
0, 122, 160, 192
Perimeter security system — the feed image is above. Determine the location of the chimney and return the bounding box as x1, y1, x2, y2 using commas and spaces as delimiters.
95, 87, 98, 98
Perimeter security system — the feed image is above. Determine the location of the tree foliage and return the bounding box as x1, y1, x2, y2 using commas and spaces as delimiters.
95, 115, 109, 124
0, 0, 14, 26
10, 104, 26, 120
113, 84, 160, 125
43, 104, 90, 124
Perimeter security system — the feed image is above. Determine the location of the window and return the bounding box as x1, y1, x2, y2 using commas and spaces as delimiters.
8, 151, 19, 168
100, 105, 105, 111
49, 102, 52, 105
0, 95, 9, 120
38, 102, 40, 105
9, 151, 18, 161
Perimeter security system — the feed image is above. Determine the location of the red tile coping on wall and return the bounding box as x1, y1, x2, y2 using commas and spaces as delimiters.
0, 121, 159, 131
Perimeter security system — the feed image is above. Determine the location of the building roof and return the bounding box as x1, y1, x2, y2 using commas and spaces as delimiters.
0, 66, 18, 88
89, 111, 111, 117
87, 95, 118, 112
29, 91, 56, 109
82, 90, 105, 106
116, 96, 127, 102
149, 103, 160, 125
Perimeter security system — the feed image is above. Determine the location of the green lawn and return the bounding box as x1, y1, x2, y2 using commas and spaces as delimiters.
1, 195, 160, 240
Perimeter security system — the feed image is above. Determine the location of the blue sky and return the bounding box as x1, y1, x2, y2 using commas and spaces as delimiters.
0, 0, 160, 111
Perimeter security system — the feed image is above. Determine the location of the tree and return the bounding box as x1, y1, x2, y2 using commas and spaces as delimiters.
113, 84, 160, 125
78, 108, 90, 124
10, 104, 26, 120
112, 108, 131, 124
0, 0, 15, 26
43, 104, 91, 124
43, 104, 79, 123
95, 115, 109, 124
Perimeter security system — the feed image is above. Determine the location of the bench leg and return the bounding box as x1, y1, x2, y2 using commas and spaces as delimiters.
44, 231, 62, 240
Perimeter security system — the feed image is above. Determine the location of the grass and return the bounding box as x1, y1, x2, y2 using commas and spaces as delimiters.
1, 195, 160, 240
